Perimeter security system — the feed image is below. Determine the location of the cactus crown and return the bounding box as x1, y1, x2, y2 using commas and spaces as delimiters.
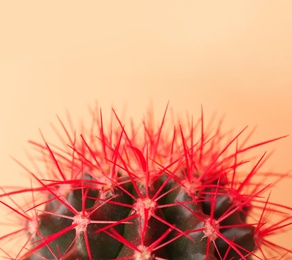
0, 107, 291, 259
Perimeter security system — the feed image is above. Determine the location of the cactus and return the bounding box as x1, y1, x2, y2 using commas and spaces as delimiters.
0, 106, 291, 259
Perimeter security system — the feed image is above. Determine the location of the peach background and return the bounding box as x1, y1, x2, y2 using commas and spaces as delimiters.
0, 1, 292, 256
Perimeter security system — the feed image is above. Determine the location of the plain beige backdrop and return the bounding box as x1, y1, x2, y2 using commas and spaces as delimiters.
0, 1, 292, 256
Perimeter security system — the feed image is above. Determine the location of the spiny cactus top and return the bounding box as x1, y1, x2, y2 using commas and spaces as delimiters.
0, 106, 291, 259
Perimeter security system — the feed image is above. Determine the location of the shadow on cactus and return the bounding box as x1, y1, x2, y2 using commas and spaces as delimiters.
0, 106, 292, 259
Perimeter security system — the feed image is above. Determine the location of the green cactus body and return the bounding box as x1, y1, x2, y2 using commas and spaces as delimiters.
1, 108, 291, 260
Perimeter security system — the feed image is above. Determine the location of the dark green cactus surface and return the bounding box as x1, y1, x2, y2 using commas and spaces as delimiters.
24, 170, 256, 259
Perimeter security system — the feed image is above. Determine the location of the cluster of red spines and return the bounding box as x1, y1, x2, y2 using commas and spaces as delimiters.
0, 106, 291, 259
